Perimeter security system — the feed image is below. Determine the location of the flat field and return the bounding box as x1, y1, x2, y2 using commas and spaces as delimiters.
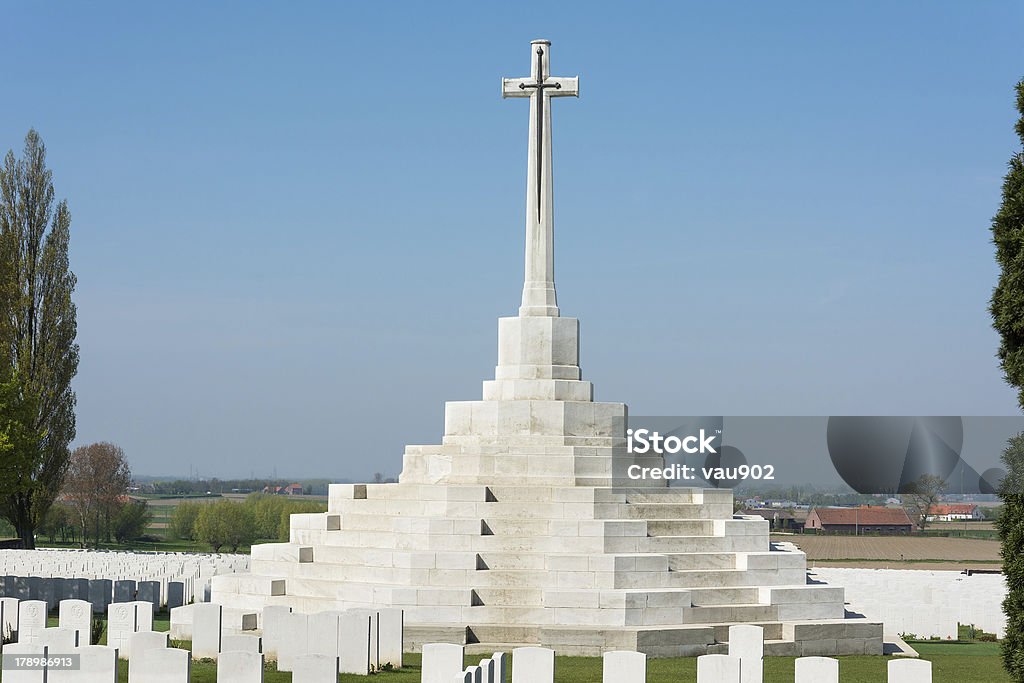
775, 534, 1002, 569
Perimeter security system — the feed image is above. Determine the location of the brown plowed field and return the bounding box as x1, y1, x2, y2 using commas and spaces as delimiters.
773, 534, 1002, 570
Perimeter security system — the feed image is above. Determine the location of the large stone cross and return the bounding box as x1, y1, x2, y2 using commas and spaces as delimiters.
503, 40, 578, 317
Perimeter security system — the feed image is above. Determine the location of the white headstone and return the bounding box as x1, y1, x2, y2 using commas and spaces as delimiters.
479, 658, 495, 683
50, 644, 116, 683
511, 647, 554, 683
491, 652, 507, 683
222, 634, 261, 653
453, 671, 473, 683
422, 643, 465, 683
107, 601, 137, 658
697, 654, 742, 683
728, 624, 763, 683
377, 607, 403, 668
1, 643, 46, 683
58, 599, 92, 645
132, 647, 191, 683
17, 600, 47, 644
191, 602, 222, 660
307, 611, 341, 658
217, 650, 264, 683
795, 656, 839, 683
274, 612, 308, 672
259, 605, 291, 660
292, 653, 337, 683
130, 601, 154, 633
888, 658, 932, 683
168, 604, 193, 641
128, 631, 169, 680
0, 597, 18, 642
602, 650, 646, 682
338, 611, 371, 675
37, 627, 78, 652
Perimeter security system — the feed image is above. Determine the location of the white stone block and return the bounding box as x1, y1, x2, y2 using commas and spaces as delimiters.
259, 605, 291, 659
377, 607, 403, 668
0, 597, 18, 642
128, 631, 168, 681
58, 599, 92, 645
795, 656, 839, 683
221, 634, 261, 653
51, 644, 116, 683
339, 611, 371, 675
479, 658, 495, 683
453, 670, 473, 683
191, 602, 222, 660
511, 647, 554, 683
17, 600, 46, 644
168, 605, 193, 641
292, 653, 337, 682
422, 643, 465, 683
1, 643, 46, 683
107, 601, 138, 658
217, 650, 264, 682
132, 647, 191, 683
728, 624, 763, 683
274, 612, 307, 671
602, 650, 645, 682
697, 654, 741, 683
492, 652, 507, 683
888, 658, 932, 683
37, 627, 78, 652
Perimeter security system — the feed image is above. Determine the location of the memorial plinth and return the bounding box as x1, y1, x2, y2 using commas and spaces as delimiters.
211, 40, 883, 657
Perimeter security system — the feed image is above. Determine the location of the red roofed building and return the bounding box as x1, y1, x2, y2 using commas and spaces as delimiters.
805, 506, 913, 535
262, 483, 304, 496
925, 503, 983, 522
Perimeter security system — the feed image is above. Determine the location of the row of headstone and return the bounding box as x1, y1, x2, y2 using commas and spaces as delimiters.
0, 548, 248, 610
0, 576, 190, 613
812, 567, 1007, 640
264, 606, 403, 673
418, 635, 933, 683
1, 643, 119, 683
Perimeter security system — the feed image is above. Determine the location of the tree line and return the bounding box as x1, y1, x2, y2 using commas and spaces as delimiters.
169, 494, 326, 552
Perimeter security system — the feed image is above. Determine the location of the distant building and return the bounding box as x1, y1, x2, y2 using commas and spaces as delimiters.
925, 503, 984, 522
739, 508, 808, 531
805, 506, 913, 535
262, 483, 303, 496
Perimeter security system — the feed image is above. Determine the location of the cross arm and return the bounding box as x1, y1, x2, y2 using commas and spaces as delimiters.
502, 78, 533, 98
546, 76, 579, 97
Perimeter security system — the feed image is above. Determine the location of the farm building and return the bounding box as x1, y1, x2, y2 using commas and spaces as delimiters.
805, 506, 913, 535
739, 508, 808, 531
925, 503, 984, 522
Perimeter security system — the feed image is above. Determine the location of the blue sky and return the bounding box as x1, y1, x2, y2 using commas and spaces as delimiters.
2, 2, 1023, 479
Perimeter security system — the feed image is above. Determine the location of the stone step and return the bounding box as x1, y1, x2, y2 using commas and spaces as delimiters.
471, 588, 543, 606
634, 535, 768, 554
466, 624, 540, 644
664, 552, 739, 570
622, 503, 730, 520
667, 568, 807, 589
687, 587, 762, 606
644, 520, 717, 536
684, 603, 778, 624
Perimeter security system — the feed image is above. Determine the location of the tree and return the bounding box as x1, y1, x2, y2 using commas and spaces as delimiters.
901, 474, 948, 531
112, 500, 151, 544
991, 79, 1024, 682
0, 130, 79, 549
194, 500, 255, 553
169, 501, 201, 541
62, 442, 131, 547
999, 436, 1024, 680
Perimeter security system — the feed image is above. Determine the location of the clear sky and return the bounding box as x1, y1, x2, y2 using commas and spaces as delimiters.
2, 2, 1023, 480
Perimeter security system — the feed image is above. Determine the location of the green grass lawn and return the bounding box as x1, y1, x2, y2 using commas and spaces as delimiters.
30, 614, 1012, 682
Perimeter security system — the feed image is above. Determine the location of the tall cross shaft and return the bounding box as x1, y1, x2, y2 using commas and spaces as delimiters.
503, 40, 579, 317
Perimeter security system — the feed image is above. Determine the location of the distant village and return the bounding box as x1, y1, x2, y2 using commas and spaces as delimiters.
740, 497, 996, 535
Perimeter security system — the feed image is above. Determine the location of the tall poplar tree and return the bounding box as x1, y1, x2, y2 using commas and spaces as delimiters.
0, 129, 78, 549
991, 80, 1024, 681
